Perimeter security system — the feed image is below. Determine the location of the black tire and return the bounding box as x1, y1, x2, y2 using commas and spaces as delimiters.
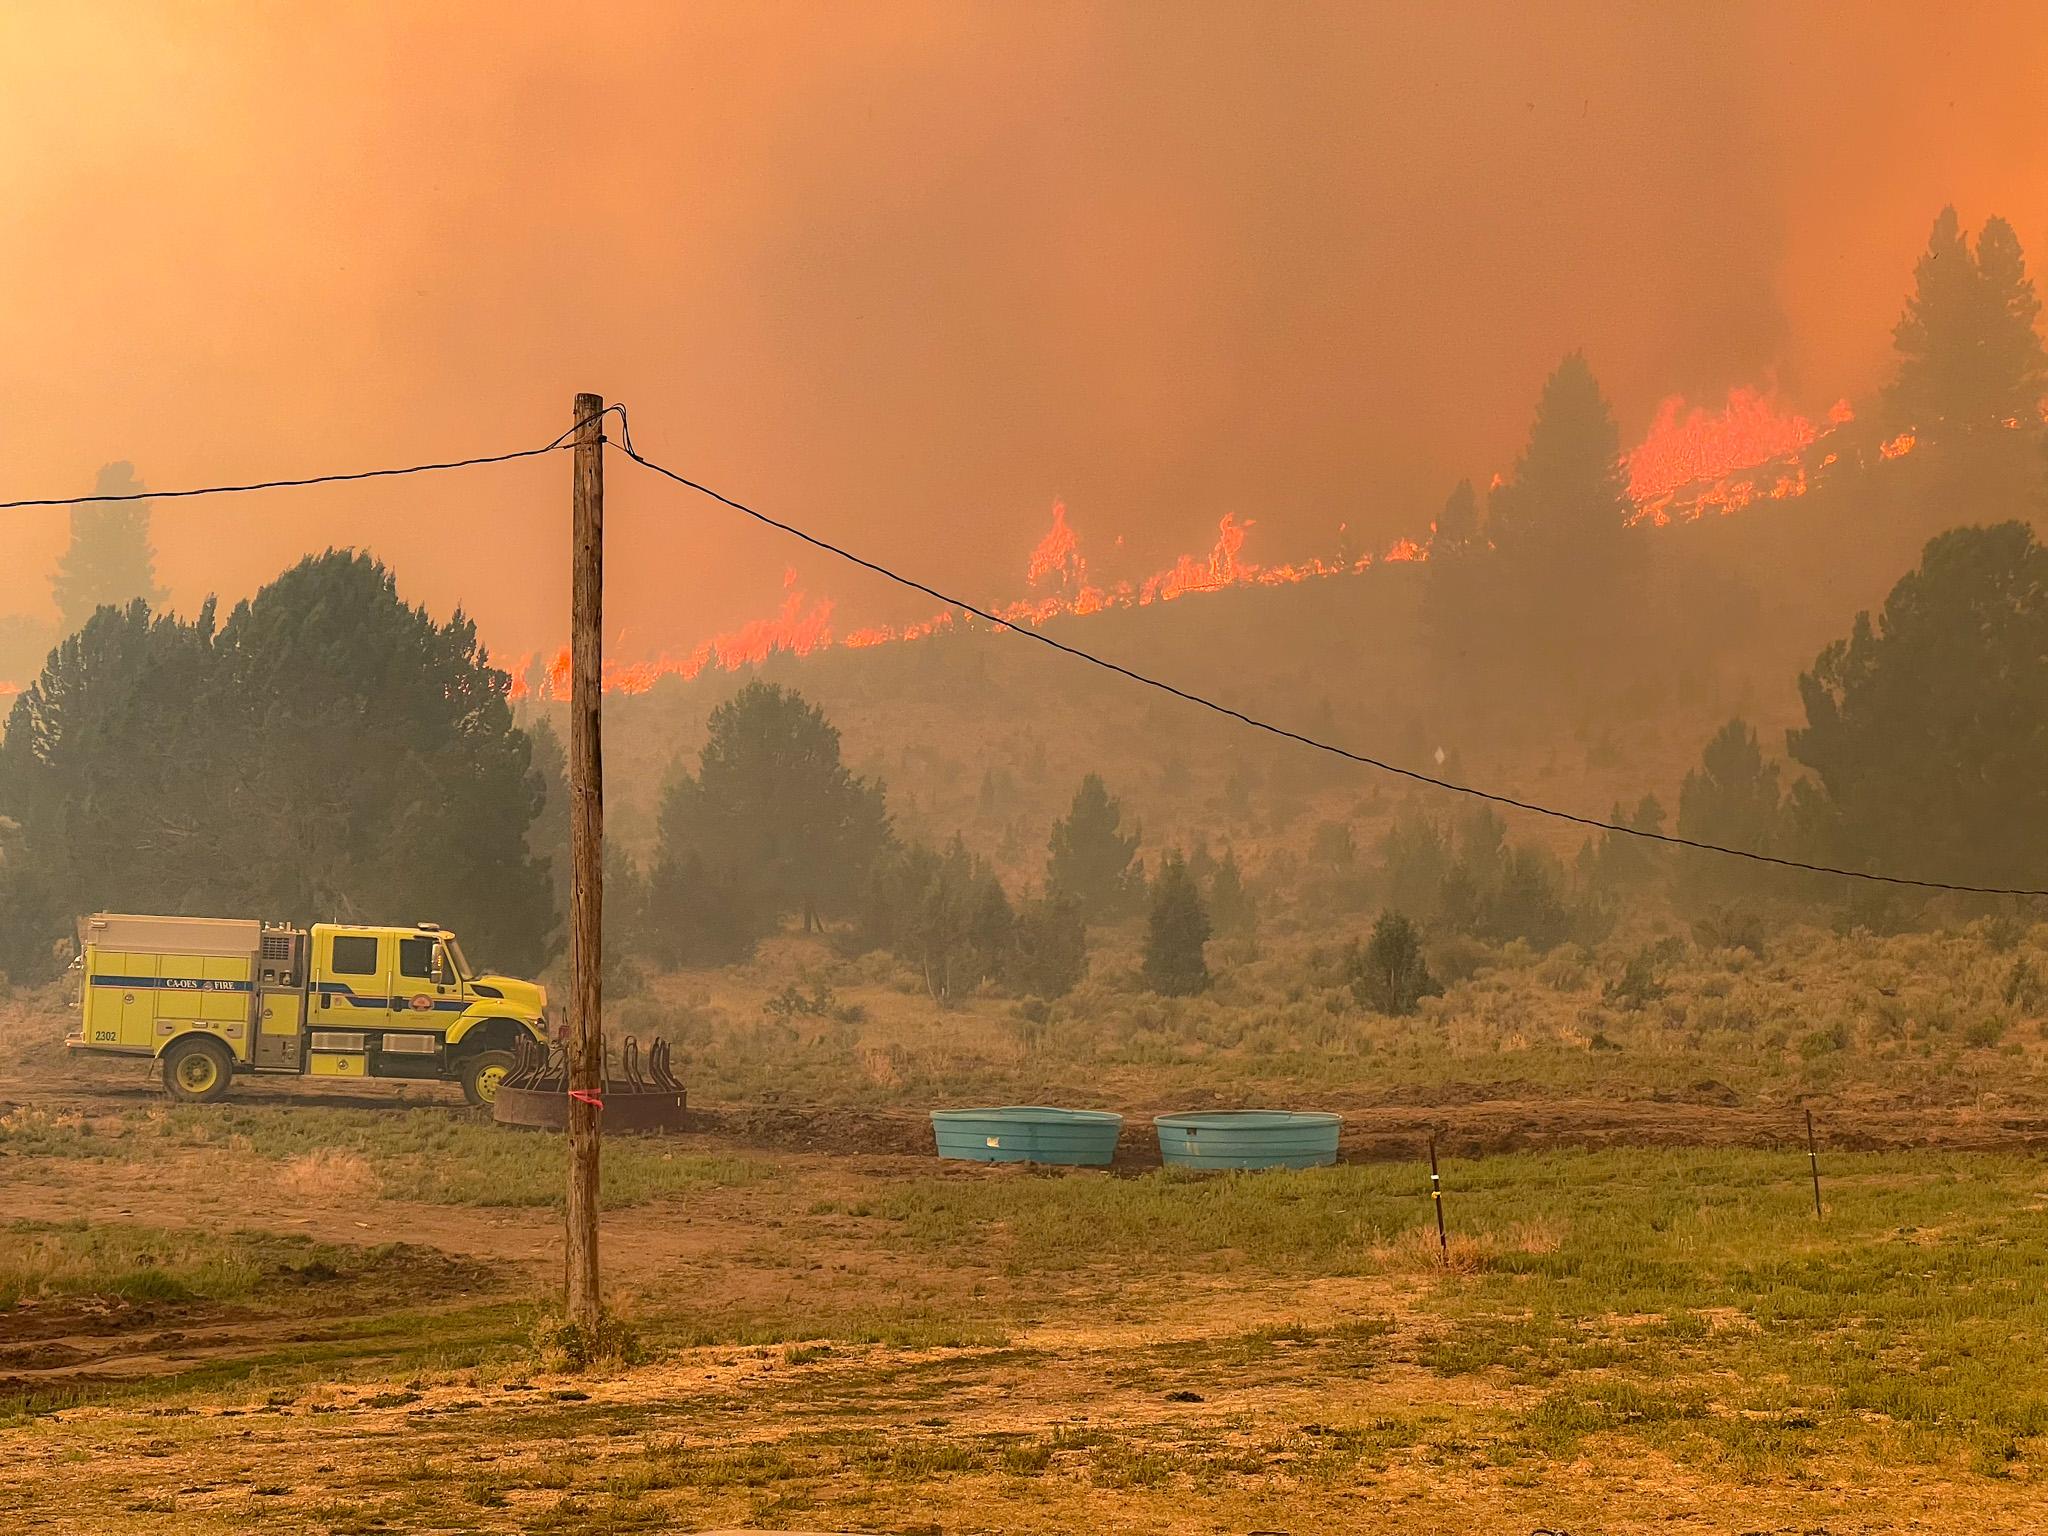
162, 1035, 234, 1104
460, 1048, 516, 1108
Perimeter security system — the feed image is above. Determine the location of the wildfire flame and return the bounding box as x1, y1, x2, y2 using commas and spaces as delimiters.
1025, 499, 1085, 591
512, 499, 1435, 698
511, 378, 1964, 700
1624, 386, 1838, 526
513, 567, 835, 699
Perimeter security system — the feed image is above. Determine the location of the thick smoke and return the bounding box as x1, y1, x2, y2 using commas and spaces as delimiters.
0, 3, 2042, 660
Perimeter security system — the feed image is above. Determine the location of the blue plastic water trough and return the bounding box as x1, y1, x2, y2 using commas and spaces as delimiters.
1154, 1110, 1341, 1170
930, 1106, 1123, 1166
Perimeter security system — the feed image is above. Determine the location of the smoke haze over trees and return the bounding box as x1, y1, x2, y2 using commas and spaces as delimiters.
0, 19, 2042, 1017
50, 463, 165, 639
1787, 522, 2048, 892
0, 552, 553, 979
2, 6, 2045, 668
1887, 209, 2048, 440
650, 682, 891, 950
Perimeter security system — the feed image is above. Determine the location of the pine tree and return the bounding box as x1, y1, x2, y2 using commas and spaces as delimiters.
213, 551, 555, 970
1676, 719, 1785, 910
51, 463, 167, 636
1973, 216, 2048, 423
1788, 522, 2048, 890
1207, 845, 1256, 935
603, 841, 652, 997
1454, 353, 1642, 709
1579, 794, 1666, 892
1046, 773, 1141, 920
646, 849, 767, 966
652, 681, 891, 939
0, 598, 223, 975
1345, 911, 1438, 1015
1142, 850, 1211, 996
1488, 353, 1630, 559
1010, 894, 1087, 999
1888, 208, 2048, 435
966, 867, 1015, 985
0, 552, 556, 976
1432, 477, 1482, 556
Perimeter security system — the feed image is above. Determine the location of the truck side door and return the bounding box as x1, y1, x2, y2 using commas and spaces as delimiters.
393, 932, 461, 1025
314, 927, 389, 1019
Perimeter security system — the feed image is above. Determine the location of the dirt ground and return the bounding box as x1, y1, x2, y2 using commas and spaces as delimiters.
24, 1032, 2048, 1166
9, 1028, 2048, 1532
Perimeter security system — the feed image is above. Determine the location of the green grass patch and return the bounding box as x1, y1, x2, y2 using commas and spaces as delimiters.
0, 1219, 308, 1307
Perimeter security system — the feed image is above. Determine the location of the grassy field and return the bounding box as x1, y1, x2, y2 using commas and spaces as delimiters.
2, 1102, 774, 1209
588, 914, 2048, 1117
8, 1098, 2048, 1530
6, 897, 2048, 1529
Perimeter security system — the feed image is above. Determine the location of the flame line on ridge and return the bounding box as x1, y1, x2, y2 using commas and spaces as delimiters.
614, 424, 2047, 899
0, 397, 2021, 896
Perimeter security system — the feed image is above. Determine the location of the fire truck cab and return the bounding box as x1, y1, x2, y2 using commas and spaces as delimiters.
69, 913, 549, 1106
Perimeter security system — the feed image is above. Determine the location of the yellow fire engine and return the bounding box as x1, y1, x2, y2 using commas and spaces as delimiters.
68, 913, 549, 1106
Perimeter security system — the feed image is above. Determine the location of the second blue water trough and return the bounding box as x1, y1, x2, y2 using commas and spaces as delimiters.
930, 1106, 1123, 1166
1155, 1110, 1342, 1170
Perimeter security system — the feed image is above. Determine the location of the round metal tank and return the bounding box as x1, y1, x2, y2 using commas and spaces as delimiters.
1154, 1110, 1341, 1170
930, 1106, 1123, 1166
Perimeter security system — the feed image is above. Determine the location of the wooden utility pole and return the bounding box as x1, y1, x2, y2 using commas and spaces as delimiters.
566, 392, 605, 1330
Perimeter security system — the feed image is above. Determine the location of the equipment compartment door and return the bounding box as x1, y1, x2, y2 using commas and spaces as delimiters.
253, 989, 304, 1070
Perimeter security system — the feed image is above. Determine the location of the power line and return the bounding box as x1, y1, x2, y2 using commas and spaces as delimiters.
0, 401, 2033, 898
0, 409, 623, 513
614, 432, 2048, 900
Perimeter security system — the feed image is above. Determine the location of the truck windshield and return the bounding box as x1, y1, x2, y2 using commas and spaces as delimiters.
444, 938, 474, 980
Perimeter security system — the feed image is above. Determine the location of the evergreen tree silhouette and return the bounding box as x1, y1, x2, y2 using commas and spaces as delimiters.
1046, 773, 1140, 919
1488, 352, 1630, 560
1142, 850, 1211, 996
51, 462, 166, 637
1888, 208, 2048, 435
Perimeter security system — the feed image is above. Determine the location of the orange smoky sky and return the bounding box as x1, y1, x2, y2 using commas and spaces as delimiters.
0, 2, 2044, 664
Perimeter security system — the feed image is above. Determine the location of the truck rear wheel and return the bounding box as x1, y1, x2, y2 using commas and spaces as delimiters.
162, 1036, 234, 1104
460, 1049, 515, 1108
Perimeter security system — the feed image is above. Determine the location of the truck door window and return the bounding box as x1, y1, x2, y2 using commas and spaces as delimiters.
398, 936, 437, 981
331, 935, 380, 976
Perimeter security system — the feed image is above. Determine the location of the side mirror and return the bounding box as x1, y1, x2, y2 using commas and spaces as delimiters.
434, 951, 453, 986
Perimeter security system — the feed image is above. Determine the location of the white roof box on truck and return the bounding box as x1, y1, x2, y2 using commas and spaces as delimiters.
80, 913, 263, 957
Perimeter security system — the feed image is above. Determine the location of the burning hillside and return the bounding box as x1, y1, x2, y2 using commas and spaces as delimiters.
513, 379, 1894, 702
514, 501, 1431, 699
1624, 388, 1853, 524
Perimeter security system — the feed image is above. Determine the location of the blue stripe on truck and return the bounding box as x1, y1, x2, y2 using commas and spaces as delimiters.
88, 976, 463, 1012
314, 982, 468, 1013
91, 975, 252, 992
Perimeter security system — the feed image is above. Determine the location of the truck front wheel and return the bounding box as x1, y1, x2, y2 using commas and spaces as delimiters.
162, 1036, 234, 1104
460, 1049, 515, 1108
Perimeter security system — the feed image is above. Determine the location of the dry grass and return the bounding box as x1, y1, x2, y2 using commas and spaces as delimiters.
590, 916, 2048, 1114
12, 1147, 2048, 1530
276, 1147, 377, 1201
